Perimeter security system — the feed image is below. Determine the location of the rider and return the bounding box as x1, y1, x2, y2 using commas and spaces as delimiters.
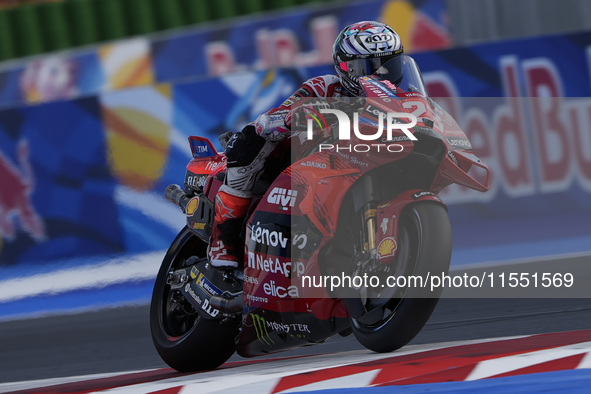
209, 21, 405, 268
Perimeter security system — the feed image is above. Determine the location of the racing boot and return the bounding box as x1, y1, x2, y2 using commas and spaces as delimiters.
208, 185, 251, 268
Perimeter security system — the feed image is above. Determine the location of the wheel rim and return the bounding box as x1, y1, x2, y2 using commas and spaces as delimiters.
155, 231, 203, 342
161, 282, 199, 341
353, 207, 421, 332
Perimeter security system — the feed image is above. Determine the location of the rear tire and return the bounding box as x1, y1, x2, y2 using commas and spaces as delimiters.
350, 202, 452, 353
150, 227, 239, 372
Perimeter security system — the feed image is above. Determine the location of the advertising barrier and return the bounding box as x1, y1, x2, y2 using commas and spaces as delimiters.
0, 29, 590, 277
0, 0, 450, 108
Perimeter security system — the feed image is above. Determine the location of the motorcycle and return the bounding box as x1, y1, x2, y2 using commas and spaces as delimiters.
150, 55, 490, 372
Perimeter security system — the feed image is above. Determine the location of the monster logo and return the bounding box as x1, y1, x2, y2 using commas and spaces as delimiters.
250, 313, 274, 347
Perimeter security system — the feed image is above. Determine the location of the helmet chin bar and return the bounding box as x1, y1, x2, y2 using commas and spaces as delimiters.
335, 67, 361, 96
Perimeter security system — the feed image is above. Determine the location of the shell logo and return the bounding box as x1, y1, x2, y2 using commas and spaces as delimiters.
186, 197, 200, 216
377, 237, 397, 258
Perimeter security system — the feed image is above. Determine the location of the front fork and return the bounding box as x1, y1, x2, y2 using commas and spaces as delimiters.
343, 201, 380, 319
362, 203, 378, 258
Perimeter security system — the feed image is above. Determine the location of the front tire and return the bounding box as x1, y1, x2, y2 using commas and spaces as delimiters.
150, 227, 239, 372
351, 202, 452, 353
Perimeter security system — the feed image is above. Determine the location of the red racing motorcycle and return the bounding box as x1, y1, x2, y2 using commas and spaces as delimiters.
150, 56, 489, 372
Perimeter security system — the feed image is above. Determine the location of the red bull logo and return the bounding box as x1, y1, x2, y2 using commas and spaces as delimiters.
0, 140, 46, 242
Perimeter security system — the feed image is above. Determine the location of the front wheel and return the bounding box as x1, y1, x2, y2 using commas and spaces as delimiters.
350, 202, 452, 353
150, 226, 239, 372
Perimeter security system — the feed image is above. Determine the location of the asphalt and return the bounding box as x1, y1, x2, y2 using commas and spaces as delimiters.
1, 297, 591, 384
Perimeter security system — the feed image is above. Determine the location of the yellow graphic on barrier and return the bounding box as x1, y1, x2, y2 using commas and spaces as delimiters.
381, 0, 451, 52
100, 84, 172, 191
99, 38, 154, 90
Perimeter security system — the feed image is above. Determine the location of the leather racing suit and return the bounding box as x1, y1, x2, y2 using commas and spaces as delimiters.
209, 74, 353, 267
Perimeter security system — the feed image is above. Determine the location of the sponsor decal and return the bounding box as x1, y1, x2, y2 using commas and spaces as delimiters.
184, 283, 201, 303
244, 274, 259, 284
191, 222, 206, 230
263, 280, 299, 298
365, 33, 393, 43
184, 283, 220, 318
362, 79, 397, 100
363, 103, 388, 118
190, 139, 212, 158
250, 221, 289, 248
300, 160, 327, 169
336, 151, 370, 167
205, 160, 222, 172
292, 233, 307, 250
411, 191, 437, 199
251, 313, 274, 346
186, 174, 206, 188
266, 320, 310, 335
186, 196, 199, 216
380, 217, 389, 235
377, 237, 397, 258
246, 293, 268, 304
196, 272, 222, 297
247, 251, 305, 278
350, 156, 370, 167
380, 79, 398, 91
447, 150, 460, 167
252, 314, 311, 339
190, 266, 198, 279
398, 91, 425, 98
446, 137, 473, 150
248, 251, 289, 277
295, 87, 313, 97
379, 135, 412, 143
268, 113, 287, 123
267, 187, 298, 209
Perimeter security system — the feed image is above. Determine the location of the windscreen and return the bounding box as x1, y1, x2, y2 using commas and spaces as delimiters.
372, 55, 427, 96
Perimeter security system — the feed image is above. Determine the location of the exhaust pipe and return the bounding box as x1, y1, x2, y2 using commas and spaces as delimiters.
210, 294, 244, 314
165, 184, 191, 213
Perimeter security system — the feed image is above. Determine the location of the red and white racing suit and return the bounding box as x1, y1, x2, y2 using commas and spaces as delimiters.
224, 74, 353, 196
209, 74, 353, 267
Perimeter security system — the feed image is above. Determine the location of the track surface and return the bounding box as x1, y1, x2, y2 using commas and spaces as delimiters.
2, 298, 591, 385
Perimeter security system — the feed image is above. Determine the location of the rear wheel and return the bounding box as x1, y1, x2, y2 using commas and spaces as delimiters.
150, 227, 239, 372
348, 202, 452, 352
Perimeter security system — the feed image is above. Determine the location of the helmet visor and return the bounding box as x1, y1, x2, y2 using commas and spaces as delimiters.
339, 54, 403, 85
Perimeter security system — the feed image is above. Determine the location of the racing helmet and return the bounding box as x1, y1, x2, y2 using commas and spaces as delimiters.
333, 21, 404, 95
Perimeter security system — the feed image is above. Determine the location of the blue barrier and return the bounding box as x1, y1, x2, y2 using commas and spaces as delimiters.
0, 27, 590, 308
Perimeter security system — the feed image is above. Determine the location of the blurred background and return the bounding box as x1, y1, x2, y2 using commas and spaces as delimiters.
0, 0, 590, 318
